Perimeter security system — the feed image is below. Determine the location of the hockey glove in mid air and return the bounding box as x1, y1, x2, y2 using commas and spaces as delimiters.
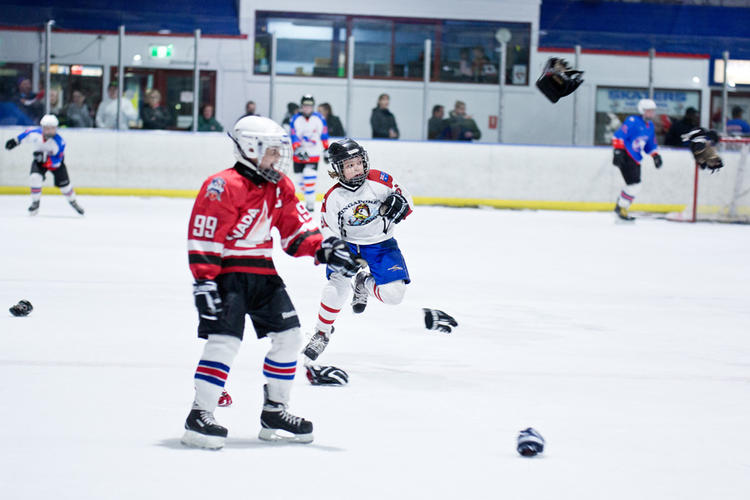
5, 138, 19, 150
316, 237, 361, 277
536, 58, 584, 104
193, 280, 223, 320
612, 148, 627, 168
423, 308, 458, 333
683, 128, 724, 172
293, 146, 310, 162
379, 193, 409, 224
652, 153, 663, 169
306, 364, 349, 386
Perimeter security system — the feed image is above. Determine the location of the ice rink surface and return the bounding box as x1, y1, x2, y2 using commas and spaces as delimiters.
1, 195, 749, 500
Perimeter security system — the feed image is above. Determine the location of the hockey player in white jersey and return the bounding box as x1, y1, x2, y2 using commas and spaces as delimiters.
289, 94, 329, 212
302, 139, 457, 384
4, 114, 85, 216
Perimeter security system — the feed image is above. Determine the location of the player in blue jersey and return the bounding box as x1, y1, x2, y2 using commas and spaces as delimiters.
4, 114, 85, 216
611, 99, 663, 221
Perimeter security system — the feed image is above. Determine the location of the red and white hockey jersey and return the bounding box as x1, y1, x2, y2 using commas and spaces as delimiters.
320, 169, 413, 245
188, 166, 323, 281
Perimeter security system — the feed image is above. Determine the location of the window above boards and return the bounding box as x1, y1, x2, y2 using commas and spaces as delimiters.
253, 12, 531, 85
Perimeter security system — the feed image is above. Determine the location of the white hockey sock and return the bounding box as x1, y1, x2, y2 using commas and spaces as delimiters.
315, 273, 351, 332
617, 183, 641, 208
372, 280, 407, 305
60, 184, 76, 201
192, 334, 241, 412
263, 328, 303, 405
302, 165, 317, 208
29, 172, 43, 202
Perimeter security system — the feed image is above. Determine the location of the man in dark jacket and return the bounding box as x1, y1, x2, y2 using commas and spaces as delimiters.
445, 101, 481, 141
370, 93, 399, 139
664, 107, 698, 147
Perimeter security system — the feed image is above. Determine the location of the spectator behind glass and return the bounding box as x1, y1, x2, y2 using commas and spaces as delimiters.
198, 104, 223, 132
95, 82, 138, 129
664, 107, 699, 147
727, 106, 750, 136
141, 89, 172, 129
281, 102, 299, 133
370, 93, 399, 139
458, 48, 473, 80
445, 100, 482, 141
13, 76, 44, 123
48, 88, 63, 116
243, 100, 257, 118
317, 102, 345, 137
428, 104, 447, 140
65, 89, 93, 128
471, 47, 491, 82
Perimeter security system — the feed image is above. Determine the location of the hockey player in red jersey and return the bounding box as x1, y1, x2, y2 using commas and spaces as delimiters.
301, 139, 457, 385
181, 116, 360, 449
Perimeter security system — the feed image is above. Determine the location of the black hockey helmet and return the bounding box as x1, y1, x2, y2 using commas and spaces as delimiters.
328, 138, 369, 191
300, 94, 315, 106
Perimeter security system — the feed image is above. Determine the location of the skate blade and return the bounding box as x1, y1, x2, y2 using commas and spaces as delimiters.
303, 348, 320, 361
181, 429, 225, 450
614, 217, 635, 224
258, 428, 313, 444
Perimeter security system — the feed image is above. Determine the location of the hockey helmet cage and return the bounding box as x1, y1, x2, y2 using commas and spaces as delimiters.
229, 115, 292, 183
328, 138, 369, 191
40, 114, 59, 128
301, 94, 315, 106
638, 98, 657, 115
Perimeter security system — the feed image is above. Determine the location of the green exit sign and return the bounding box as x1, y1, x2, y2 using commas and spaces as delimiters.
150, 44, 174, 58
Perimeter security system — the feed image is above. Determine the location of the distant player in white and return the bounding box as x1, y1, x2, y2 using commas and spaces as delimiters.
289, 94, 329, 212
301, 139, 457, 385
4, 114, 85, 216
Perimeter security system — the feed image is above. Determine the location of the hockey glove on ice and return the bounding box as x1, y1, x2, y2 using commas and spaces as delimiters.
652, 153, 663, 169
306, 365, 349, 386
423, 308, 458, 333
9, 299, 33, 317
316, 237, 361, 277
379, 193, 409, 224
193, 280, 223, 320
5, 138, 19, 150
517, 427, 545, 457
293, 146, 310, 162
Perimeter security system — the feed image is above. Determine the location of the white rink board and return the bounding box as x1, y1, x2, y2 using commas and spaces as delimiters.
0, 196, 749, 500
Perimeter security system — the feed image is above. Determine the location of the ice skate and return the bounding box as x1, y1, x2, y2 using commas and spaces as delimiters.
258, 385, 313, 443
303, 326, 334, 361
28, 200, 40, 216
69, 200, 85, 215
181, 408, 228, 449
351, 270, 371, 314
614, 205, 634, 222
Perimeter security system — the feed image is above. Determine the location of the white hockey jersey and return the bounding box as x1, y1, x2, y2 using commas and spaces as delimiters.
289, 111, 329, 162
321, 169, 413, 245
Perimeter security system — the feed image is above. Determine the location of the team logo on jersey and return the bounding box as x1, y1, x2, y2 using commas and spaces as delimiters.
380, 172, 389, 182
343, 200, 379, 226
388, 264, 403, 271
206, 177, 226, 201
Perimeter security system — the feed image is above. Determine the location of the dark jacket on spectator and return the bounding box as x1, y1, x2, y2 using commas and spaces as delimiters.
445, 111, 482, 141
198, 115, 223, 132
428, 117, 449, 140
326, 114, 345, 137
141, 105, 172, 129
664, 117, 696, 147
370, 107, 399, 139
65, 103, 93, 128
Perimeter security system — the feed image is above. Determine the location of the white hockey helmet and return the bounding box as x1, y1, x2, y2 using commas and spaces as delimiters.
40, 114, 59, 128
637, 98, 657, 115
228, 115, 292, 183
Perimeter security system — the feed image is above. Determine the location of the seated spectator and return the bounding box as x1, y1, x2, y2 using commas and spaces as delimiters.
318, 102, 345, 137
281, 102, 298, 133
428, 104, 448, 140
370, 93, 399, 139
198, 104, 223, 132
141, 89, 172, 129
13, 76, 43, 123
727, 106, 750, 136
471, 47, 491, 82
96, 82, 138, 129
65, 89, 93, 128
664, 107, 698, 147
445, 100, 481, 141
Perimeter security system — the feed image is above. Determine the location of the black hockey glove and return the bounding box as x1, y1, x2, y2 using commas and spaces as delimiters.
685, 128, 724, 172
5, 138, 19, 150
652, 153, 663, 169
294, 146, 309, 162
306, 364, 349, 386
423, 308, 458, 333
316, 237, 360, 277
33, 151, 45, 164
9, 299, 33, 317
612, 148, 626, 168
322, 149, 330, 164
379, 193, 409, 224
536, 58, 584, 104
193, 280, 223, 320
